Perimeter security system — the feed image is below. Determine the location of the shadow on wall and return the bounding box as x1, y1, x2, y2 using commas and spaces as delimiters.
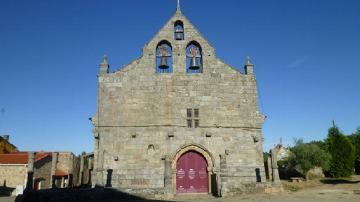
16, 187, 179, 202
255, 168, 261, 182
0, 186, 15, 196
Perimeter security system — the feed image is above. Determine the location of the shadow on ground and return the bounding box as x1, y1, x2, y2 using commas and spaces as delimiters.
320, 179, 360, 185
16, 187, 179, 202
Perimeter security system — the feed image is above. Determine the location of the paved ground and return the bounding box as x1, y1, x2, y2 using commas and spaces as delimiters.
1, 176, 359, 202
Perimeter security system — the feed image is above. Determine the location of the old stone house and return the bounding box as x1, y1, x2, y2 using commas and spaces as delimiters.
91, 3, 268, 196
0, 135, 17, 154
0, 152, 51, 195
0, 151, 80, 196
78, 152, 94, 186
274, 144, 290, 161
52, 152, 80, 188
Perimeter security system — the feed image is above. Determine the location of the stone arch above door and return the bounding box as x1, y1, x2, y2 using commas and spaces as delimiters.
171, 144, 214, 171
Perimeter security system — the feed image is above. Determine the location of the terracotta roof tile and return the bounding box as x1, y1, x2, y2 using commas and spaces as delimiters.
55, 169, 68, 176
0, 152, 51, 164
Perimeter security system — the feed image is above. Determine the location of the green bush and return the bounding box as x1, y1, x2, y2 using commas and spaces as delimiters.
287, 139, 330, 180
326, 125, 355, 177
263, 152, 269, 162
348, 128, 360, 175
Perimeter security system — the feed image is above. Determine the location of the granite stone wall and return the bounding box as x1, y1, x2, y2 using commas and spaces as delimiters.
0, 165, 27, 189
57, 152, 79, 186
92, 9, 266, 196
34, 155, 52, 189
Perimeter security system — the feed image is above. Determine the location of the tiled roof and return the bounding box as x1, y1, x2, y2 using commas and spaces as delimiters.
0, 152, 51, 164
55, 169, 68, 176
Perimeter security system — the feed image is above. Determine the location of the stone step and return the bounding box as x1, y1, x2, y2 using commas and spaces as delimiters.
172, 193, 217, 201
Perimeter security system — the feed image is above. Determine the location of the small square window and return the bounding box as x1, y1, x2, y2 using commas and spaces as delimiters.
194, 119, 199, 128
187, 108, 192, 118
194, 108, 199, 118
187, 119, 192, 128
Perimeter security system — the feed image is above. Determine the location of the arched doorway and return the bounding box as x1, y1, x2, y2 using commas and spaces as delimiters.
176, 151, 209, 193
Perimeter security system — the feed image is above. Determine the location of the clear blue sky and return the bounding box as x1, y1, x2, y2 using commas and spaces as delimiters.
0, 0, 359, 154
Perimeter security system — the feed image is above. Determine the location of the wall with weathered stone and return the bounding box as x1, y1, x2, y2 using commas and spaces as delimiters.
57, 152, 79, 186
0, 165, 27, 189
34, 155, 52, 189
95, 13, 263, 129
72, 155, 80, 186
57, 153, 71, 174
92, 10, 266, 195
95, 127, 265, 190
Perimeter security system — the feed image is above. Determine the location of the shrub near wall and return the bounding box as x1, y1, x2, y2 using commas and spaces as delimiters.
326, 126, 355, 178
349, 129, 360, 175
287, 139, 330, 180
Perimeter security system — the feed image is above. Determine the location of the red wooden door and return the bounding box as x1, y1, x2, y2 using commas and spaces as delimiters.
176, 151, 208, 193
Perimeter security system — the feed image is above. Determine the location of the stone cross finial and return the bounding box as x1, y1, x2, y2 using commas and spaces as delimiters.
244, 56, 254, 75
101, 54, 109, 65
246, 56, 252, 65
177, 0, 181, 12
99, 54, 109, 75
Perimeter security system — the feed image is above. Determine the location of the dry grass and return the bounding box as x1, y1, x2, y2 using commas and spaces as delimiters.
282, 175, 360, 192
282, 178, 321, 192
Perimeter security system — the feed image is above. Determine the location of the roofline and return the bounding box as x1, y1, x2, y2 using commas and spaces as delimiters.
82, 152, 94, 157
16, 151, 76, 155
0, 163, 27, 166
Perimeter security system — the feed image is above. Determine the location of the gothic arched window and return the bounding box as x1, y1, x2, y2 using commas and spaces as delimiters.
156, 41, 173, 73
186, 41, 202, 73
174, 21, 184, 40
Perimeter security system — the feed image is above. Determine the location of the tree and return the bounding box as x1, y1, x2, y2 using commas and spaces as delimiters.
263, 151, 269, 162
287, 139, 330, 180
326, 125, 356, 177
348, 128, 360, 174
309, 140, 327, 151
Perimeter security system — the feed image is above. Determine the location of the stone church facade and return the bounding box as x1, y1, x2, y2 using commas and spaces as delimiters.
91, 4, 268, 196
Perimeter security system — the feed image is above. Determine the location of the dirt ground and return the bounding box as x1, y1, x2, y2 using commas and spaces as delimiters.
0, 176, 359, 202
177, 175, 360, 202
